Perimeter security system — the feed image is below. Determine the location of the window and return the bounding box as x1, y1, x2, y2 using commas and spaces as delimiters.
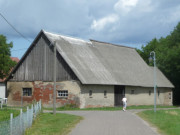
23, 88, 32, 96
104, 91, 107, 98
149, 90, 151, 96
131, 90, 134, 94
89, 90, 92, 98
169, 93, 171, 99
158, 90, 160, 97
57, 90, 68, 98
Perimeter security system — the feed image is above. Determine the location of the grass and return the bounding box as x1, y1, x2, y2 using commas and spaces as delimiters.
138, 109, 180, 135
0, 109, 20, 121
0, 103, 37, 121
44, 105, 177, 111
25, 113, 83, 135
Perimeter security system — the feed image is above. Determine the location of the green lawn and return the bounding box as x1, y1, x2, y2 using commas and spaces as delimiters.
25, 113, 83, 135
138, 109, 180, 135
44, 105, 177, 111
0, 109, 20, 121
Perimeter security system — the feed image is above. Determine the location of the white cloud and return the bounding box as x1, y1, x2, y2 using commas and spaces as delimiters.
1, 0, 180, 58
90, 0, 139, 31
91, 14, 119, 31
114, 0, 139, 13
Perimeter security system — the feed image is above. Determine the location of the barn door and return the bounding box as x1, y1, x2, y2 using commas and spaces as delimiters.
114, 85, 125, 106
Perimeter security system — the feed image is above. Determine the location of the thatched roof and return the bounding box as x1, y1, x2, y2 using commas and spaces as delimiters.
43, 30, 173, 88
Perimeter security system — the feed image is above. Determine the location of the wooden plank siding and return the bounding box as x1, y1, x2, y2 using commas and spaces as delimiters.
9, 34, 78, 82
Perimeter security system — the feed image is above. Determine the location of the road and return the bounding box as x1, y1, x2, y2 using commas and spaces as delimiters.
55, 110, 160, 135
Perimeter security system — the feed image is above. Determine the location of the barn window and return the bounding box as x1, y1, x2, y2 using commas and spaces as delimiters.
169, 93, 171, 99
158, 90, 160, 97
149, 90, 151, 96
89, 90, 92, 98
23, 88, 32, 96
57, 90, 68, 98
131, 90, 134, 94
104, 91, 107, 98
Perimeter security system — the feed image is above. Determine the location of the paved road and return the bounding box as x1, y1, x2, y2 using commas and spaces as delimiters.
55, 111, 159, 135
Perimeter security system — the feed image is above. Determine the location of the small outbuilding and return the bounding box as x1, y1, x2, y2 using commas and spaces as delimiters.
6, 30, 174, 108
0, 57, 19, 99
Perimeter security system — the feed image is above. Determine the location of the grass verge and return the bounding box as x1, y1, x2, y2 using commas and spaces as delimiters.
138, 109, 180, 135
25, 113, 83, 135
0, 109, 20, 121
44, 105, 177, 111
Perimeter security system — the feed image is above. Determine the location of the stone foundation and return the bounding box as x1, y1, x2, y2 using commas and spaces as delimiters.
7, 81, 81, 107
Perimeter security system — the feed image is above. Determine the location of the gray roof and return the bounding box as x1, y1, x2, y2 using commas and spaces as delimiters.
44, 30, 174, 88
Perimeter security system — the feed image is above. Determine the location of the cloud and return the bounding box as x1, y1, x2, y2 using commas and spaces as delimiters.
0, 0, 180, 54
114, 0, 139, 14
91, 14, 119, 31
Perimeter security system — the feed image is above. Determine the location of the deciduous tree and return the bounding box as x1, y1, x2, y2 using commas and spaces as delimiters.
0, 35, 16, 79
137, 22, 180, 105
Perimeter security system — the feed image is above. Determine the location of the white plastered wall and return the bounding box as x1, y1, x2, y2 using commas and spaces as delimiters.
80, 85, 114, 108
0, 83, 5, 99
125, 86, 172, 106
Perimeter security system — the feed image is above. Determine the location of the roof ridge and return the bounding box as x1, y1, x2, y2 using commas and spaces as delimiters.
90, 39, 134, 49
43, 30, 91, 44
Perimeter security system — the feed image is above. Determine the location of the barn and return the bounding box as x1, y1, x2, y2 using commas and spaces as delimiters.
6, 30, 174, 108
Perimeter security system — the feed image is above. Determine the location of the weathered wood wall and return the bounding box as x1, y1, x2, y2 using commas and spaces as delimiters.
9, 34, 78, 81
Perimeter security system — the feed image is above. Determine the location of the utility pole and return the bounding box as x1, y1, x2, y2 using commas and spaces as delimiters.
53, 41, 56, 115
150, 51, 157, 112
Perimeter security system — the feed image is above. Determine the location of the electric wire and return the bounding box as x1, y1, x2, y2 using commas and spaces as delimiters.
11, 48, 28, 52
0, 12, 32, 43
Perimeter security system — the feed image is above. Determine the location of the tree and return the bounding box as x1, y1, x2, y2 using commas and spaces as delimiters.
0, 35, 16, 79
137, 22, 180, 105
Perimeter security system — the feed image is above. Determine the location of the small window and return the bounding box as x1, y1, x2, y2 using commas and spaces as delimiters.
104, 91, 107, 98
23, 88, 32, 96
57, 90, 68, 98
149, 90, 151, 96
158, 90, 160, 97
131, 90, 134, 94
89, 90, 92, 98
169, 93, 171, 99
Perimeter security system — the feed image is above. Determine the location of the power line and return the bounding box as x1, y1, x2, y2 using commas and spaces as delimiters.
11, 48, 28, 52
0, 12, 32, 43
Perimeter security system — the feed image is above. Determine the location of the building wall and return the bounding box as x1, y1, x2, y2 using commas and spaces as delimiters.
7, 81, 81, 107
7, 81, 172, 107
125, 86, 172, 106
0, 83, 5, 99
80, 85, 114, 108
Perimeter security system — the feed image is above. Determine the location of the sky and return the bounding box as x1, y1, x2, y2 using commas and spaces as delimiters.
0, 0, 180, 58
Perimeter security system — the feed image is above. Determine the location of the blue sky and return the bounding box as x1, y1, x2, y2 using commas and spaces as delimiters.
0, 0, 180, 58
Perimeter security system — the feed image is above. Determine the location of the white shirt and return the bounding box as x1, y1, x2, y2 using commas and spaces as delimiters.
122, 97, 127, 103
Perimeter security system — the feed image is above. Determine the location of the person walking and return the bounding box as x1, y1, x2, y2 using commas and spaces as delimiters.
122, 96, 127, 111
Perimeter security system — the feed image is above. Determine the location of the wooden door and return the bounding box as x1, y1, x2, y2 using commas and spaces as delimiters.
114, 86, 125, 106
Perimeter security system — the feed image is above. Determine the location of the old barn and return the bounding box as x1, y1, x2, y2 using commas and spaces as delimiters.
6, 30, 174, 108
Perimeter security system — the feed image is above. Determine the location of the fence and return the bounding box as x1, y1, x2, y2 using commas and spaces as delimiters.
0, 98, 8, 109
0, 100, 41, 135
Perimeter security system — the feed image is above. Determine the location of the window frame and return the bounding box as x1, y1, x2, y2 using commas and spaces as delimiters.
57, 90, 68, 98
158, 90, 160, 97
149, 90, 151, 96
169, 92, 171, 99
104, 90, 107, 98
89, 90, 92, 98
22, 88, 32, 97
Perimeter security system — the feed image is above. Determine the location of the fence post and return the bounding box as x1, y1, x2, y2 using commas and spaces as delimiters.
27, 106, 29, 128
31, 104, 33, 125
20, 109, 23, 134
40, 99, 41, 111
10, 113, 13, 135
0, 99, 2, 109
